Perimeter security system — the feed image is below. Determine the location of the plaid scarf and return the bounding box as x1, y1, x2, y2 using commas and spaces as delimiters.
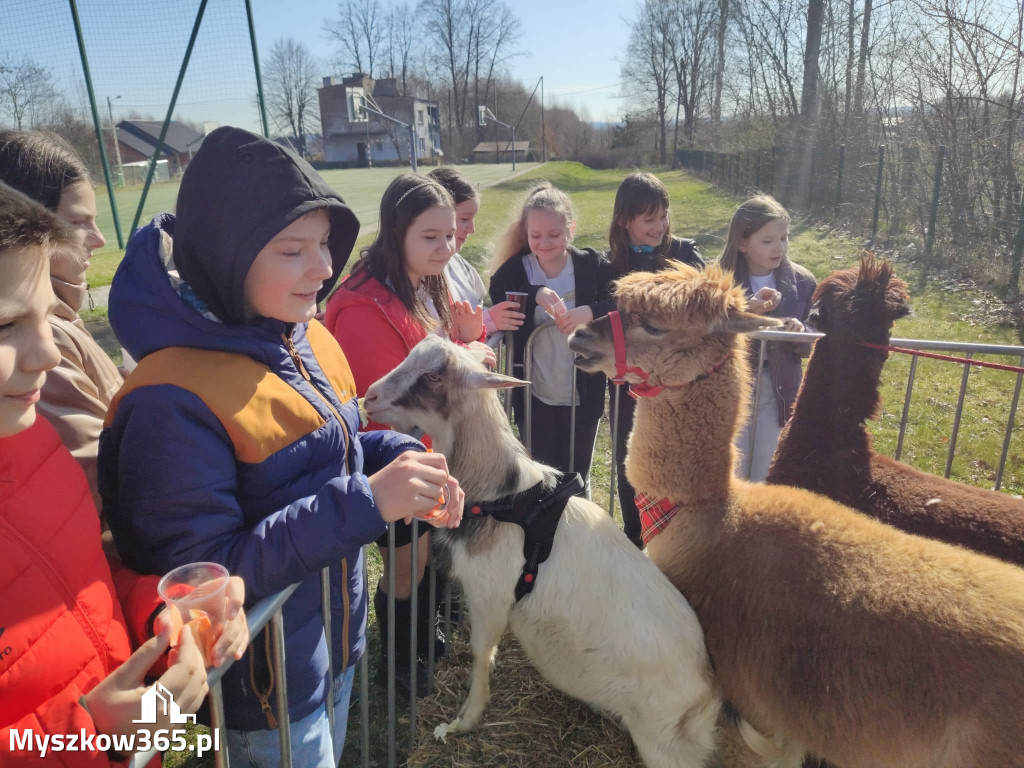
635, 492, 682, 545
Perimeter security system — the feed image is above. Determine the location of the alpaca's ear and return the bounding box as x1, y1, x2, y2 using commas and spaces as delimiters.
711, 310, 783, 336
466, 370, 529, 389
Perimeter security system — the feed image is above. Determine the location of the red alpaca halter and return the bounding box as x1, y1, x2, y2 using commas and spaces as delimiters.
607, 310, 731, 399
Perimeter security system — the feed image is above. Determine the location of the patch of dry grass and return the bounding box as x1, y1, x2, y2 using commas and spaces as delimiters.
408, 630, 642, 768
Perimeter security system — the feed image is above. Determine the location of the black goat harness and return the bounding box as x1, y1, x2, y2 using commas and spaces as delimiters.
466, 472, 585, 602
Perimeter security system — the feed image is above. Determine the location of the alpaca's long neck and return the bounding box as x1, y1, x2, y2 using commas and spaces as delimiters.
433, 394, 544, 503
786, 337, 885, 445
626, 349, 745, 507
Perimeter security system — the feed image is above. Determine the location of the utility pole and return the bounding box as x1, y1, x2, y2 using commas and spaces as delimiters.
540, 76, 546, 163
107, 95, 124, 186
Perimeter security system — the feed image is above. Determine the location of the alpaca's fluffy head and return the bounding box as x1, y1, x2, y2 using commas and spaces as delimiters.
570, 261, 780, 387
809, 253, 910, 343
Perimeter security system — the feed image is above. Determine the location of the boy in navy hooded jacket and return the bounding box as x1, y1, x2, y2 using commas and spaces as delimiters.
99, 127, 464, 766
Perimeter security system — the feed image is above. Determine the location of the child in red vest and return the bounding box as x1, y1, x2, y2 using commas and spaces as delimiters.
0, 182, 247, 766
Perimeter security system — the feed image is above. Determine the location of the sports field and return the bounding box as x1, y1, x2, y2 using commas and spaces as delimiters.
87, 162, 541, 289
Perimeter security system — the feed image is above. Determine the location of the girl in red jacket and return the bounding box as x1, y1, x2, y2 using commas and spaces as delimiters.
0, 182, 246, 766
326, 174, 490, 697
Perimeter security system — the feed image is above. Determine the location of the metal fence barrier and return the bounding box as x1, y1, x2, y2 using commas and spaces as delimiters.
133, 326, 1024, 767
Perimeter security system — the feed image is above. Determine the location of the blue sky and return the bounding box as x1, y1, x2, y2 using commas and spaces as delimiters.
0, 0, 628, 134
251, 0, 629, 122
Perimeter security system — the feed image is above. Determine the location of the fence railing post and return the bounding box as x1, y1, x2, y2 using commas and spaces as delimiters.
924, 145, 946, 262
870, 143, 886, 244
834, 144, 846, 217
1010, 185, 1024, 298
270, 610, 293, 768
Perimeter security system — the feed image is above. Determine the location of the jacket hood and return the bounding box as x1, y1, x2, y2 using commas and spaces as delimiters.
172, 126, 359, 324
111, 214, 307, 363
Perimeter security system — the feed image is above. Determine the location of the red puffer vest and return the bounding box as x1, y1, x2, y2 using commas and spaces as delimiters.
0, 417, 159, 766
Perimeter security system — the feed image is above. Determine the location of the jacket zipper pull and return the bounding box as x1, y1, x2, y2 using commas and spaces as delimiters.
282, 333, 311, 381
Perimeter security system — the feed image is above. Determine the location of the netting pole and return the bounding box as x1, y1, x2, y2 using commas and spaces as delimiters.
245, 0, 270, 138
68, 0, 124, 249
130, 0, 209, 237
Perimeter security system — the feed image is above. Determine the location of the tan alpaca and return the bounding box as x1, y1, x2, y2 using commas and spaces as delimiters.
569, 262, 1024, 768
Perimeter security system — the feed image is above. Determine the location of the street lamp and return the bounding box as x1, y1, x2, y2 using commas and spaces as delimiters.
107, 95, 124, 186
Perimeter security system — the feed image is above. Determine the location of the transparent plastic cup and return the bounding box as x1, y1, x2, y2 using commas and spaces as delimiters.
505, 291, 528, 313
546, 298, 567, 318
157, 562, 229, 663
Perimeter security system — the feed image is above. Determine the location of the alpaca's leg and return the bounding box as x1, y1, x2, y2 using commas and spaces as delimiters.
449, 598, 509, 733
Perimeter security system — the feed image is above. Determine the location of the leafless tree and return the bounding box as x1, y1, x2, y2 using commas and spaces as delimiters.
418, 0, 521, 156
712, 0, 728, 125
621, 0, 674, 163
668, 0, 717, 157
383, 3, 417, 94
0, 54, 56, 130
264, 37, 321, 156
324, 0, 386, 77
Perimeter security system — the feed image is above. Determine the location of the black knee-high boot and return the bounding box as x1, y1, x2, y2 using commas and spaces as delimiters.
417, 571, 448, 660
373, 582, 431, 698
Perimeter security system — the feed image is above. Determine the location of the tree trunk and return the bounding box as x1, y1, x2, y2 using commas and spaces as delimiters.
844, 0, 855, 129
852, 0, 872, 115
672, 64, 683, 169
713, 0, 728, 125
792, 0, 825, 206
800, 0, 824, 123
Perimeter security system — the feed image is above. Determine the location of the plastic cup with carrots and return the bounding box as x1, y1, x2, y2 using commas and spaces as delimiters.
157, 562, 229, 665
415, 448, 449, 523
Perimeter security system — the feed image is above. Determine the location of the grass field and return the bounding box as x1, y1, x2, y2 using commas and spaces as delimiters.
103, 160, 1024, 767
86, 163, 540, 290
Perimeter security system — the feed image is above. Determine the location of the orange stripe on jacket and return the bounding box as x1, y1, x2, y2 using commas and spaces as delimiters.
105, 321, 357, 465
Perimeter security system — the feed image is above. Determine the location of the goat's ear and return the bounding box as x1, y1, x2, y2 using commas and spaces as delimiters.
711, 309, 783, 336
467, 370, 530, 390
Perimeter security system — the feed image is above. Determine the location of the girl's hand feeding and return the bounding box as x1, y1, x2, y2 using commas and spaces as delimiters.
555, 305, 593, 334
453, 301, 485, 342
369, 451, 463, 524
748, 287, 782, 315
467, 340, 497, 369
535, 287, 561, 315
780, 317, 805, 333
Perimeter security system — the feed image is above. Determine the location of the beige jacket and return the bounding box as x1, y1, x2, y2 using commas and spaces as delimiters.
38, 278, 123, 511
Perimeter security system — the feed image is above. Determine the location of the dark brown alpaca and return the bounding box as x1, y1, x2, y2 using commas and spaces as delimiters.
767, 254, 1024, 567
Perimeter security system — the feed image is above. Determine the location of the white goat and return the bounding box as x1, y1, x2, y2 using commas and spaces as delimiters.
363, 335, 721, 768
